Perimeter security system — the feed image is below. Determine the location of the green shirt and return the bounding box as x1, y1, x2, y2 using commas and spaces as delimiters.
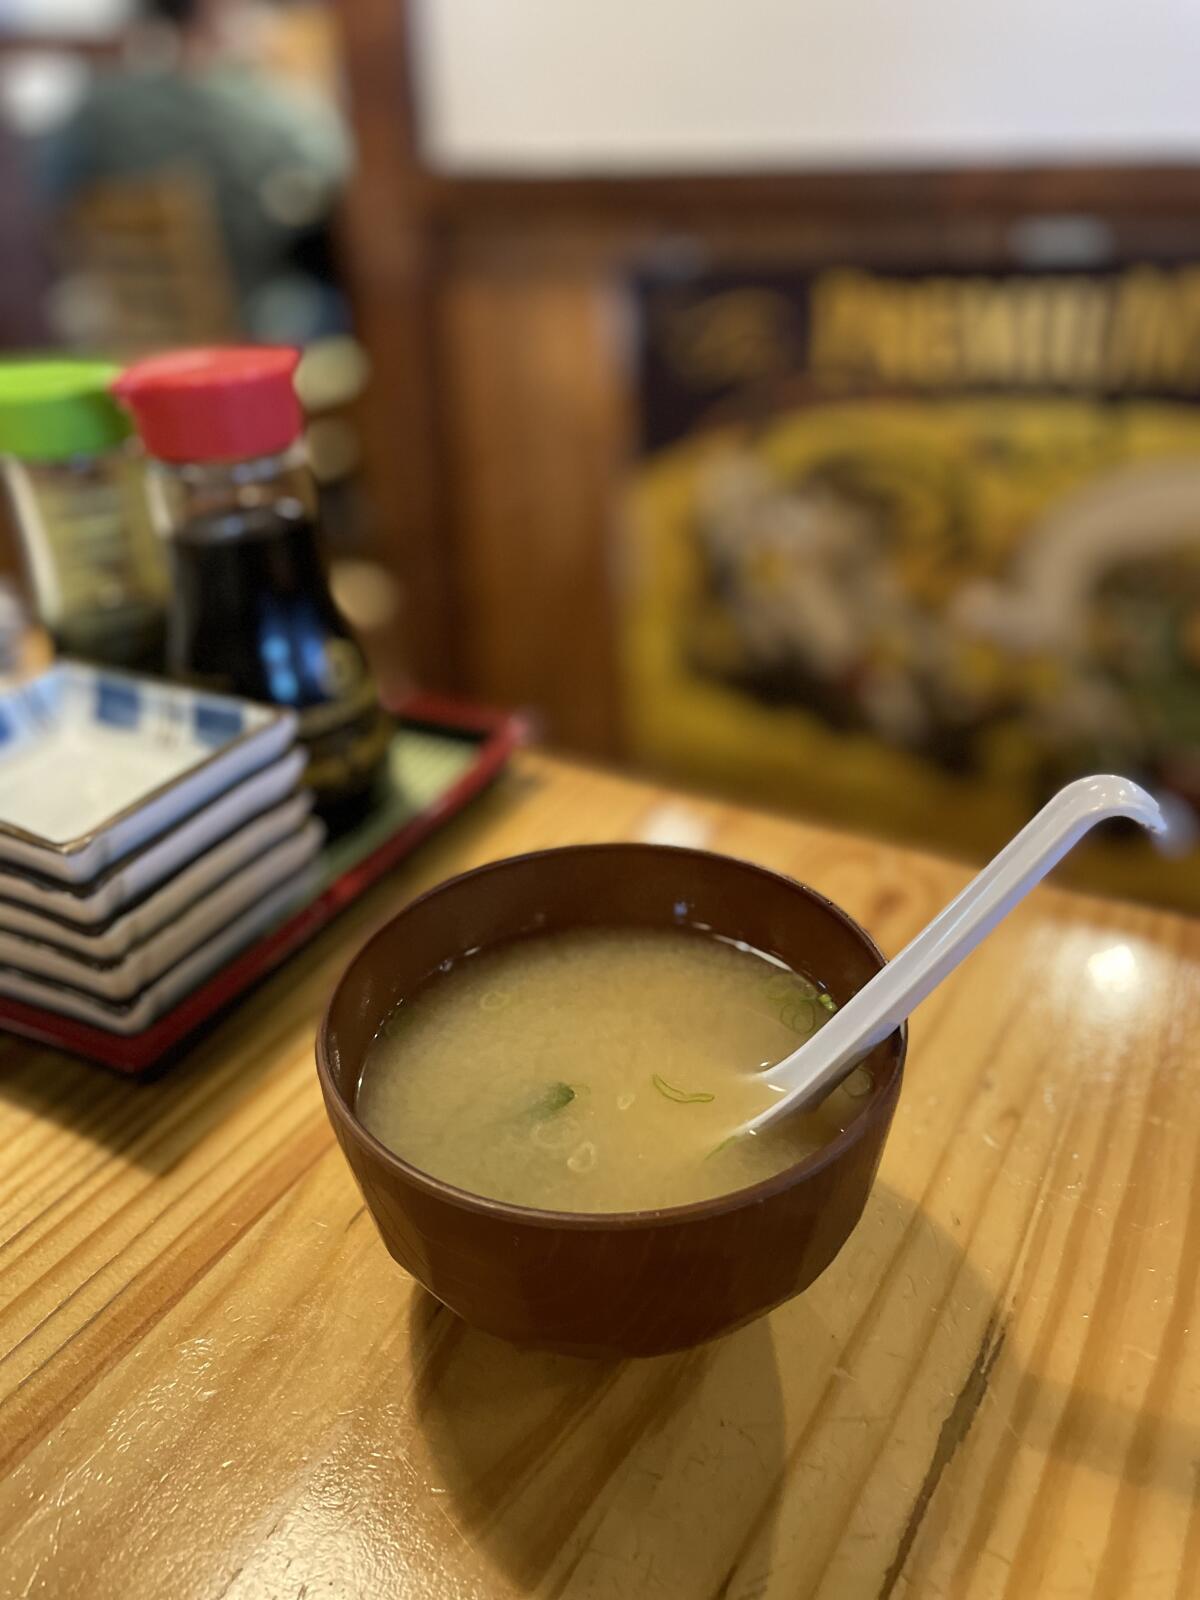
45, 64, 351, 304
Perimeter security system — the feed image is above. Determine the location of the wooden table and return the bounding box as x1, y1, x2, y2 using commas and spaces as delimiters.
2, 753, 1198, 1600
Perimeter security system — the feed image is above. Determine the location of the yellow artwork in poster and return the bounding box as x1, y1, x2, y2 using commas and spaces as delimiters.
625, 394, 1200, 909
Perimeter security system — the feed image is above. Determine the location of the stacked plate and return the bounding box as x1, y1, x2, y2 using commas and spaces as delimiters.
0, 661, 323, 1034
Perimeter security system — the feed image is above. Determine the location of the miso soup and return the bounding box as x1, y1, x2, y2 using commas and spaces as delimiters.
355, 926, 873, 1213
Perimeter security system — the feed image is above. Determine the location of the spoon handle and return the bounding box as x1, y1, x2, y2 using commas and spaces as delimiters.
746, 775, 1165, 1133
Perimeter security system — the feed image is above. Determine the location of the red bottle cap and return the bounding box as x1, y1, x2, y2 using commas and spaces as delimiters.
112, 346, 303, 463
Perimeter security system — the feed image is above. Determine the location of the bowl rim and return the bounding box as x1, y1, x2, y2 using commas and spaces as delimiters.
316, 842, 907, 1232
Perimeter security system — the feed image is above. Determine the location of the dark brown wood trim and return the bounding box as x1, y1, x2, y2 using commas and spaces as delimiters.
0, 32, 123, 59
336, 0, 461, 690
421, 162, 1200, 222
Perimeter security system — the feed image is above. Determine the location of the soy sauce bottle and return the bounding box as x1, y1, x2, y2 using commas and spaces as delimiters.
114, 347, 390, 819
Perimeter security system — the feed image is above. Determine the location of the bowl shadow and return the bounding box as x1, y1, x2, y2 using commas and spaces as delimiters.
408, 1286, 791, 1598
405, 1177, 1200, 1599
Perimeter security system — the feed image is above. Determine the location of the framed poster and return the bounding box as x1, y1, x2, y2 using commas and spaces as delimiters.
626, 262, 1200, 905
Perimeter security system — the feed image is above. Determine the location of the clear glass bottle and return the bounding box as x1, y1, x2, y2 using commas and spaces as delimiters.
115, 347, 391, 818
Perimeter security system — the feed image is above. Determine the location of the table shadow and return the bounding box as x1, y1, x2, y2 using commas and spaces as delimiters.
407, 1178, 1200, 1598
0, 941, 328, 1174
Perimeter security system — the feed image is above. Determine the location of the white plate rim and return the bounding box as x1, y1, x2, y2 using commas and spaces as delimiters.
0, 662, 297, 879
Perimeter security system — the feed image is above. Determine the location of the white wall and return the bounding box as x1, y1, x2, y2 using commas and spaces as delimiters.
0, 0, 132, 36
413, 0, 1200, 173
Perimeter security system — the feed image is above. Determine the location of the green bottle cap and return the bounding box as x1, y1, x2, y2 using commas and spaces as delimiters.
0, 358, 131, 462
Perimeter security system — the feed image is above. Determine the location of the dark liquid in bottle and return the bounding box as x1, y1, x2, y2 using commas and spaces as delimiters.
169, 500, 390, 819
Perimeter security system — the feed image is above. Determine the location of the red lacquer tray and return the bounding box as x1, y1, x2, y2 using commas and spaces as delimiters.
0, 694, 524, 1073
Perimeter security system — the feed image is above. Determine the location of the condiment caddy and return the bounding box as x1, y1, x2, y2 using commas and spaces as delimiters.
0, 345, 524, 1068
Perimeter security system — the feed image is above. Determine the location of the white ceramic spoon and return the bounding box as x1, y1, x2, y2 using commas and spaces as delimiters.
742, 774, 1167, 1136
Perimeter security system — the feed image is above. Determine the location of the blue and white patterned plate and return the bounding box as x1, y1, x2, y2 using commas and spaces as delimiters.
0, 788, 312, 952
0, 870, 319, 1032
0, 818, 324, 999
0, 663, 297, 882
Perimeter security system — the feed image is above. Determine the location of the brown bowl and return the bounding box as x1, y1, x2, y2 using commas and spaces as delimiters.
316, 844, 905, 1358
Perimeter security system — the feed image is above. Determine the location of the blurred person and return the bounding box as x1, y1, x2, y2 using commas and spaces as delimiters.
41, 0, 352, 341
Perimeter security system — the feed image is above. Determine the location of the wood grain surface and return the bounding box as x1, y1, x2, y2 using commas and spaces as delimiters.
1, 752, 1198, 1600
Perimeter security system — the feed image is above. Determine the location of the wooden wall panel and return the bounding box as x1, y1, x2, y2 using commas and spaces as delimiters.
442, 270, 629, 752
336, 0, 459, 690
